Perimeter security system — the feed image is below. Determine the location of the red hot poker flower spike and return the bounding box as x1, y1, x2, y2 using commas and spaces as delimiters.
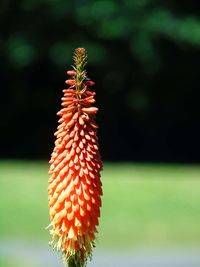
48, 48, 103, 267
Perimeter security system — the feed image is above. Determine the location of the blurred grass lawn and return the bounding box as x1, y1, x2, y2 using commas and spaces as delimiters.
0, 161, 200, 248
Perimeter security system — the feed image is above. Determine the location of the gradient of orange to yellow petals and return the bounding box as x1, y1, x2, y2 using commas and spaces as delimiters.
48, 48, 103, 267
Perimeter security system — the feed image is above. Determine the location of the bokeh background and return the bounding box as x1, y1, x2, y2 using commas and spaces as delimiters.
1, 0, 200, 266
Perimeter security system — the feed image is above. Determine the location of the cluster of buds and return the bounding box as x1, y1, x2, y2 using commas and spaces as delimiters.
48, 48, 103, 267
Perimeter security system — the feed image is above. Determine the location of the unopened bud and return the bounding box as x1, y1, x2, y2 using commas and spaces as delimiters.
65, 79, 75, 86
67, 70, 76, 76
85, 80, 95, 86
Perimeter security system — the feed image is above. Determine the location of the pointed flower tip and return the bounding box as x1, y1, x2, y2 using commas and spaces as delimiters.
73, 47, 87, 67
75, 47, 86, 57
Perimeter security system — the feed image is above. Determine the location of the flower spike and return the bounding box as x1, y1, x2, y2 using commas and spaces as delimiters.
48, 48, 103, 267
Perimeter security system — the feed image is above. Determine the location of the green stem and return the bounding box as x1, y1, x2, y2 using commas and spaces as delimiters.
68, 257, 80, 267
68, 258, 77, 267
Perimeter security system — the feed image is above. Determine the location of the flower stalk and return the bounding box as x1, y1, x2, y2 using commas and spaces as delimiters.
48, 48, 102, 267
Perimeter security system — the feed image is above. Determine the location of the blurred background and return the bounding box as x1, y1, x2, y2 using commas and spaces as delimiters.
1, 0, 200, 266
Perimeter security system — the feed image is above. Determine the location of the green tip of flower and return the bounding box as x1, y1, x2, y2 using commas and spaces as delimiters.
73, 47, 87, 70
72, 47, 88, 91
75, 47, 86, 57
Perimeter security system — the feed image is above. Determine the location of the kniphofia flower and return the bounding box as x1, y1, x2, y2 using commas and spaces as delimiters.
48, 48, 103, 267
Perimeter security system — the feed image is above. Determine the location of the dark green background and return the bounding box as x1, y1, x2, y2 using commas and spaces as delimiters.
1, 0, 200, 162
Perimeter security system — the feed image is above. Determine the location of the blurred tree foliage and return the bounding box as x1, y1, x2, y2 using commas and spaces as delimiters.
1, 0, 200, 161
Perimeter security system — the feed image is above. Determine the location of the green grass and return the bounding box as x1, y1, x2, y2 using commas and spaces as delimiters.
0, 256, 34, 267
0, 257, 13, 267
1, 161, 200, 248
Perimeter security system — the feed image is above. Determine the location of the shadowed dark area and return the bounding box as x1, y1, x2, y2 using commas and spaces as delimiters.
0, 0, 200, 162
